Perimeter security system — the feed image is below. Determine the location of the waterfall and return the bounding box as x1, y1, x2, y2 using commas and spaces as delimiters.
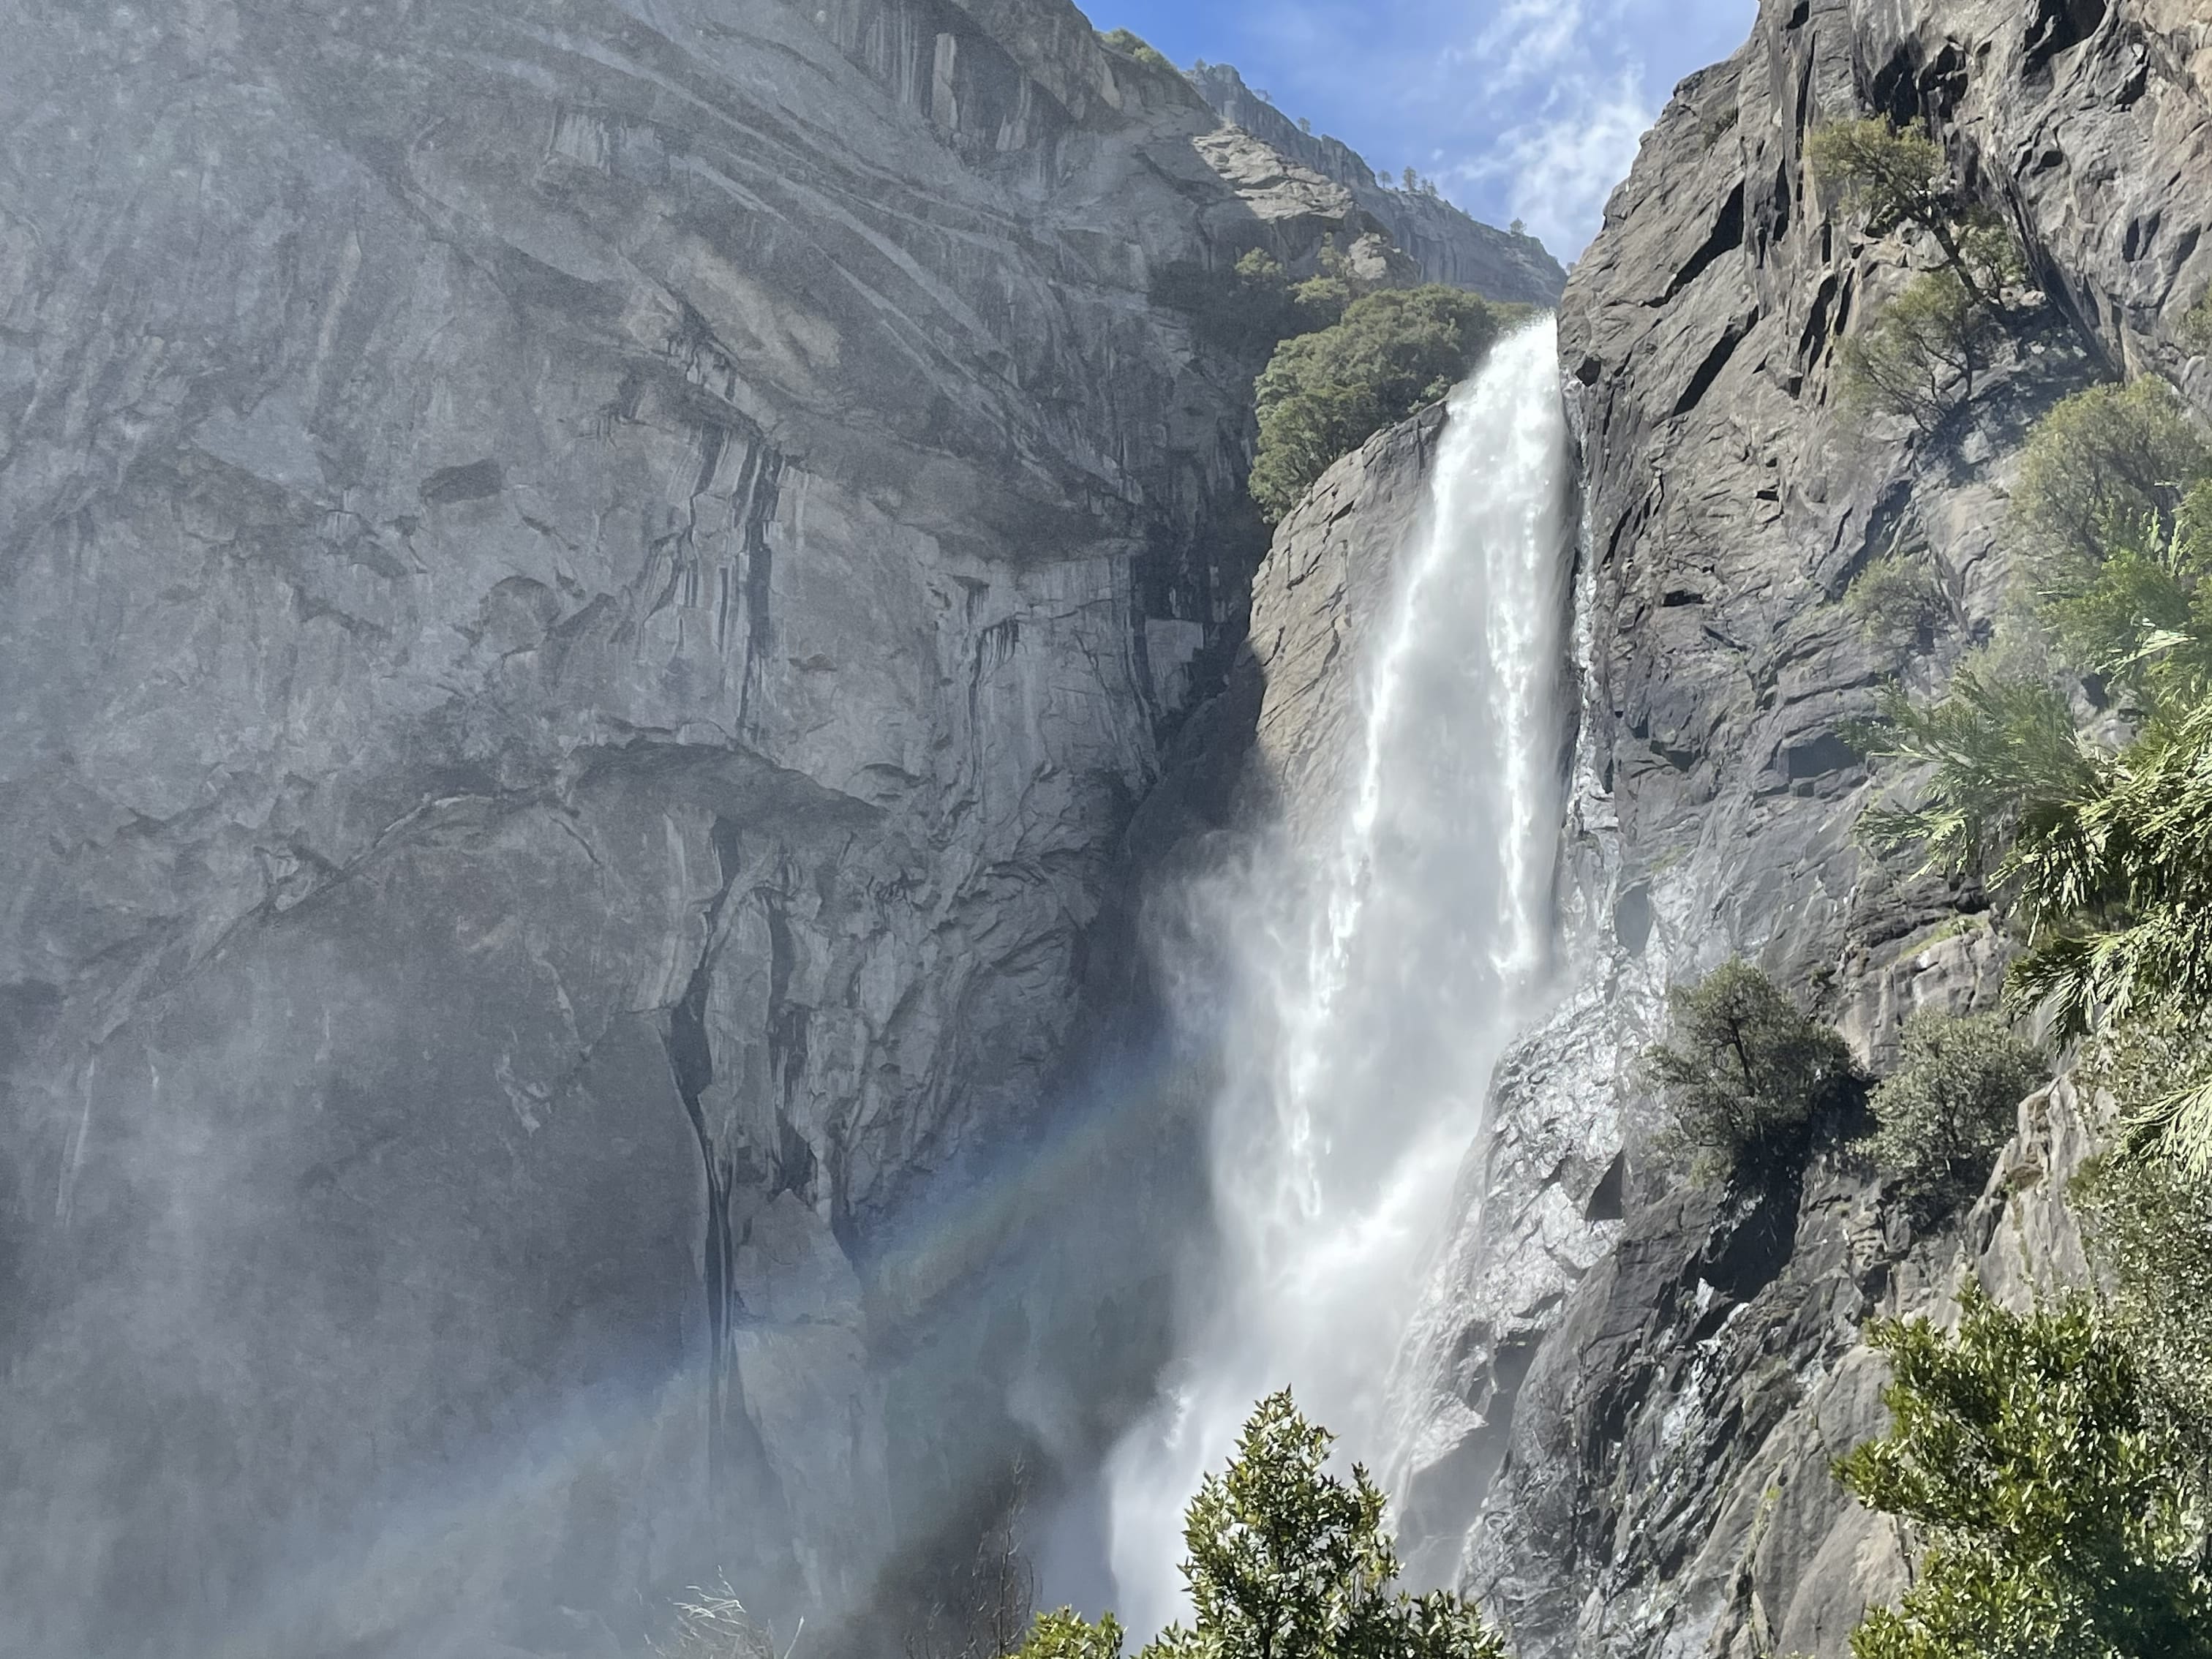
1102, 320, 1576, 1631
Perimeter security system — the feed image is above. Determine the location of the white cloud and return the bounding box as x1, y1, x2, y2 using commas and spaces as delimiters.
1446, 64, 1655, 262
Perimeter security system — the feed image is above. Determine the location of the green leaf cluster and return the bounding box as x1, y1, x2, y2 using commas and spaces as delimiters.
2181, 287, 2212, 356
1643, 960, 1864, 1180
1015, 1393, 1507, 1659
1838, 1289, 2212, 1659
1097, 29, 1173, 72
1153, 250, 1341, 361
2011, 376, 2212, 589
1838, 268, 1996, 430
1856, 375, 2212, 1169
2076, 1124, 2212, 1443
1846, 549, 1949, 648
1249, 288, 1517, 524
1810, 118, 2023, 426
1862, 1011, 2044, 1221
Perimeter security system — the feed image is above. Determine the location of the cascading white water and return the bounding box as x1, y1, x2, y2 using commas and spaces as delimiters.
1103, 320, 1575, 1632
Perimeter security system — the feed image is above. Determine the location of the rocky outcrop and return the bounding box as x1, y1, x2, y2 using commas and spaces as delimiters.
0, 1, 1451, 1653
1360, 0, 2212, 1652
1186, 63, 1570, 305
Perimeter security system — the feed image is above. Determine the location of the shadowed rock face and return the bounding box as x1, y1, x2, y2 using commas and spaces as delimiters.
0, 0, 1421, 1651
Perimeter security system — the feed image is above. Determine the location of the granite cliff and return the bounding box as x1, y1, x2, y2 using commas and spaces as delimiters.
1186, 0, 2212, 1653
1185, 63, 1569, 306
0, 1, 1538, 1654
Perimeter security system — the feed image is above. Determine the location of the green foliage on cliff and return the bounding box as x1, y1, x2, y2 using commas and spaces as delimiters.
1839, 1288, 2212, 1659
1846, 549, 1949, 647
1644, 960, 1863, 1180
1812, 118, 2023, 427
1837, 266, 2001, 429
1097, 29, 1173, 72
2182, 287, 2212, 356
2011, 376, 2211, 585
1015, 1393, 1508, 1659
2078, 1126, 2212, 1442
1857, 373, 2212, 1170
1862, 1011, 2043, 1219
1249, 287, 1514, 523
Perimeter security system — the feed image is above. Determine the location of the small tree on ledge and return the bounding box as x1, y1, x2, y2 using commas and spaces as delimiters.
1015, 1393, 1508, 1659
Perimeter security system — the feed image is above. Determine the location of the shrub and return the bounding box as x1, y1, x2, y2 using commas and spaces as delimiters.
1015, 1393, 1507, 1659
1838, 267, 1996, 429
1097, 29, 1171, 72
1845, 549, 1947, 646
2077, 1137, 2212, 1443
1249, 287, 1513, 523
1644, 960, 1863, 1178
2011, 375, 2211, 584
1152, 249, 1353, 361
1838, 1287, 2212, 1659
2181, 287, 2212, 355
1809, 119, 2012, 315
1862, 1009, 2042, 1219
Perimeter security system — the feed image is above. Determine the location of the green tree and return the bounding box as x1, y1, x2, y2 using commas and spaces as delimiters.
1846, 548, 1949, 647
2012, 377, 2212, 586
2077, 1121, 2212, 1442
1862, 1010, 2044, 1219
1839, 267, 1998, 429
1015, 1393, 1508, 1659
1644, 960, 1864, 1179
1838, 1288, 2212, 1659
1249, 287, 1515, 523
1097, 29, 1171, 71
1808, 119, 2011, 314
2181, 287, 2212, 356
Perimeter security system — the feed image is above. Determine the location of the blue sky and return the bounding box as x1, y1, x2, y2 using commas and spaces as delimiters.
1089, 0, 1758, 264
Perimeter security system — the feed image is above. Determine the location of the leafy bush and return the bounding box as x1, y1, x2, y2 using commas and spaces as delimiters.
1644, 960, 1863, 1178
1809, 120, 2011, 313
1838, 268, 1997, 429
1862, 1010, 2042, 1219
1097, 29, 1171, 72
1249, 287, 1513, 523
1838, 1287, 2212, 1659
2077, 1135, 2212, 1443
2182, 287, 2212, 356
2011, 375, 2212, 584
1015, 1393, 1507, 1659
1845, 549, 1947, 646
1812, 118, 2023, 431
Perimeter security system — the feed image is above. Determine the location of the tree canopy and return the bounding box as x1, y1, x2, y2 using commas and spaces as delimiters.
1644, 960, 1863, 1179
1839, 1289, 2212, 1659
1249, 288, 1516, 524
1015, 1393, 1507, 1659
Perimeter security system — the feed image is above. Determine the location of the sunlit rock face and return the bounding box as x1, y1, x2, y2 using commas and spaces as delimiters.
0, 0, 1471, 1651
1184, 62, 1570, 306
1367, 0, 2212, 1653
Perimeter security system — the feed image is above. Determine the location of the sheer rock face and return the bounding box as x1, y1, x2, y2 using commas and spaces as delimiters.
1299, 0, 2207, 1652
0, 1, 1396, 1652
1186, 61, 1570, 305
